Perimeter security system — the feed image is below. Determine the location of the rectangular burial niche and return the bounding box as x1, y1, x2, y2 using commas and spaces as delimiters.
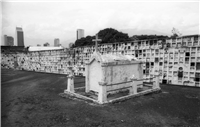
196, 63, 200, 70
185, 52, 190, 57
63, 52, 161, 104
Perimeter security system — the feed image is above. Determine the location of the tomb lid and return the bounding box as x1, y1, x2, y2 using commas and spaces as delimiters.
88, 52, 140, 64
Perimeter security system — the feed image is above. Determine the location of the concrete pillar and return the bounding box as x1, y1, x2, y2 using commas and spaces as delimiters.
98, 82, 107, 104
85, 64, 90, 93
130, 79, 137, 95
153, 75, 160, 89
67, 75, 74, 92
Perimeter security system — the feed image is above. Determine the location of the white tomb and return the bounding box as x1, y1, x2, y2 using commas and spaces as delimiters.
85, 52, 143, 103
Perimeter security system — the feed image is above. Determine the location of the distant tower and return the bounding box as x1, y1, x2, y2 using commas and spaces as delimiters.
4, 35, 7, 46
54, 38, 60, 47
4, 35, 14, 46
16, 27, 24, 46
76, 29, 84, 40
7, 36, 14, 46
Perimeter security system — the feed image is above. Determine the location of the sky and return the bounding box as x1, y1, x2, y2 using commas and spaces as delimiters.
1, 0, 200, 47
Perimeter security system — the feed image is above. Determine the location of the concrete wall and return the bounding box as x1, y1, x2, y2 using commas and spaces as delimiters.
1, 49, 80, 75
88, 60, 103, 92
103, 62, 143, 93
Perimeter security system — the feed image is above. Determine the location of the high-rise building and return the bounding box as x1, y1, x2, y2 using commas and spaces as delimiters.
54, 38, 60, 47
16, 27, 24, 46
77, 29, 84, 40
4, 35, 7, 46
4, 35, 14, 46
7, 36, 14, 46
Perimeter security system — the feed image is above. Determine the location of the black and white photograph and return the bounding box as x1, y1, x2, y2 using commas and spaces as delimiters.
1, 0, 200, 126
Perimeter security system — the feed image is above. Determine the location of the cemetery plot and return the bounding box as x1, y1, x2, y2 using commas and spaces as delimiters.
64, 52, 161, 104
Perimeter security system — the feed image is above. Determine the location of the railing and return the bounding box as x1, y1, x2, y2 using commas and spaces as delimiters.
65, 73, 160, 104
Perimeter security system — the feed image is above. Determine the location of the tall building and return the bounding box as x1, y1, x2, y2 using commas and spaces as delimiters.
4, 35, 14, 46
16, 27, 24, 46
4, 35, 7, 46
77, 29, 84, 40
54, 38, 60, 47
7, 36, 14, 46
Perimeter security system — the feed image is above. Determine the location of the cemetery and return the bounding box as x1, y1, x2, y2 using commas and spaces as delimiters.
1, 34, 200, 126
2, 1, 200, 126
1, 34, 200, 88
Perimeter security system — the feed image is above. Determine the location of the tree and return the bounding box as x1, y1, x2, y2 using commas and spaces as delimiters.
171, 27, 181, 38
43, 42, 50, 47
74, 36, 95, 47
97, 28, 129, 44
74, 28, 129, 47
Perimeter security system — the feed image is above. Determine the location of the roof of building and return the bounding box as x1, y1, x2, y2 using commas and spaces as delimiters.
1, 46, 27, 53
28, 46, 64, 51
181, 34, 199, 38
16, 27, 23, 32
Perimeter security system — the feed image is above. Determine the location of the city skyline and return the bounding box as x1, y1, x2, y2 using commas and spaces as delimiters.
1, 0, 199, 47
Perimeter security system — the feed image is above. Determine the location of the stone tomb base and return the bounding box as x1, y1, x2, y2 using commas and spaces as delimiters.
61, 81, 161, 104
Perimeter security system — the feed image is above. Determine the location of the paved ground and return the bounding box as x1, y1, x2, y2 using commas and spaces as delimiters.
1, 68, 200, 127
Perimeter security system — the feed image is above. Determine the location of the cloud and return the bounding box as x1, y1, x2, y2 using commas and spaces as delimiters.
2, 1, 199, 46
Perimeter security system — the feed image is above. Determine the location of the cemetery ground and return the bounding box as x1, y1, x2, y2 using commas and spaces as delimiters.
1, 69, 200, 127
